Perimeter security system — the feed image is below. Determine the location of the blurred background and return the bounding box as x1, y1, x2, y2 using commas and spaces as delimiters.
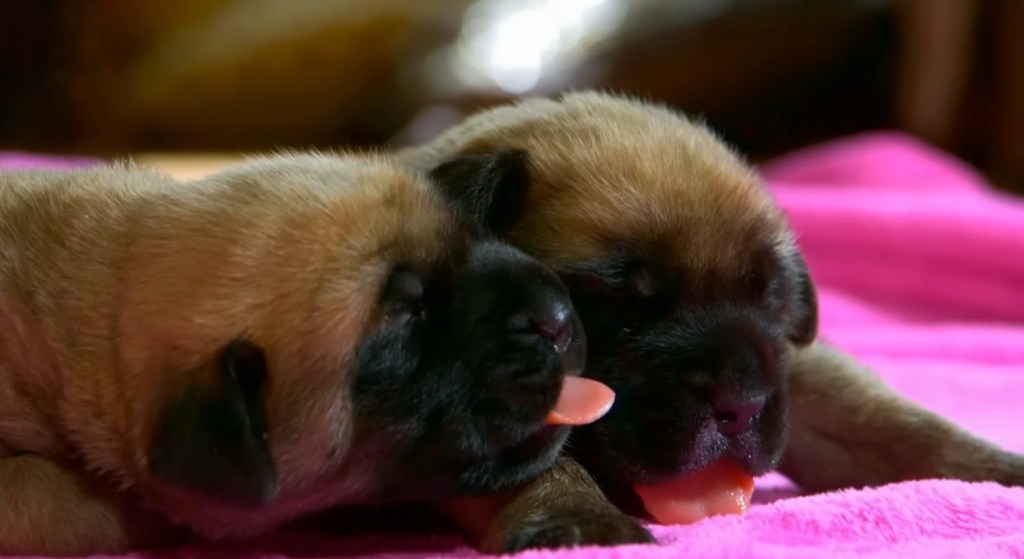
1, 0, 1021, 193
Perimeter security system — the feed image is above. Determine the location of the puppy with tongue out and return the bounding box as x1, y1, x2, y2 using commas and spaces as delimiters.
548, 382, 756, 527
406, 91, 805, 548
413, 91, 1024, 550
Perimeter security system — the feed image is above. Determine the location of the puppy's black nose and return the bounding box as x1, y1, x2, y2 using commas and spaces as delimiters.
461, 241, 585, 374
712, 394, 766, 435
506, 297, 573, 353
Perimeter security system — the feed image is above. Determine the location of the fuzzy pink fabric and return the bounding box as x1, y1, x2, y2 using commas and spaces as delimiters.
3, 132, 1024, 558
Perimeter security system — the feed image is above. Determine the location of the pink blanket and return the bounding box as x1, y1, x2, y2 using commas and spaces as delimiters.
3, 132, 1024, 558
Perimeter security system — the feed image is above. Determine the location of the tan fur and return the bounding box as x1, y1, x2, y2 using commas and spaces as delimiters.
403, 90, 1024, 499
0, 455, 186, 554
784, 340, 1024, 491
131, 152, 653, 554
0, 154, 459, 553
404, 92, 788, 284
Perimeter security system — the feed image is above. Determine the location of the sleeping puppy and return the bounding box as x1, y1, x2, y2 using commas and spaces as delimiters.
401, 90, 1024, 539
0, 153, 625, 555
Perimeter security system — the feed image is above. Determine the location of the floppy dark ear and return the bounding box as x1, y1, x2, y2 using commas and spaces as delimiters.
427, 148, 531, 236
785, 253, 819, 346
149, 339, 278, 508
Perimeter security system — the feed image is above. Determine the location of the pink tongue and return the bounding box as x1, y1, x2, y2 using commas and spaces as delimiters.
545, 377, 616, 426
633, 459, 755, 525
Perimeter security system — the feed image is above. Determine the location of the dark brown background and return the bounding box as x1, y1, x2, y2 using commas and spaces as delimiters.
1, 0, 1020, 192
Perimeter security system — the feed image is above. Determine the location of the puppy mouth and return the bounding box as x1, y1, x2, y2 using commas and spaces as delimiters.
478, 363, 614, 443
594, 429, 772, 526
622, 429, 771, 487
623, 401, 783, 525
646, 409, 784, 483
522, 372, 617, 438
690, 415, 783, 475
545, 374, 615, 426
590, 319, 788, 483
572, 377, 785, 487
631, 458, 757, 526
455, 374, 614, 493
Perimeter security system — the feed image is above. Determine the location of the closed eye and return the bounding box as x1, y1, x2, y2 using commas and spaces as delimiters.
565, 259, 664, 305
625, 262, 657, 299
381, 267, 427, 319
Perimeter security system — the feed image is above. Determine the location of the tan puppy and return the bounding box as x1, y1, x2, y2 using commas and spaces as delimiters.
401, 91, 1024, 538
0, 153, 611, 554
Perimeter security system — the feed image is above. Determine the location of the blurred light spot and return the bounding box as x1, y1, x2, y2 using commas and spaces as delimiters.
428, 0, 629, 95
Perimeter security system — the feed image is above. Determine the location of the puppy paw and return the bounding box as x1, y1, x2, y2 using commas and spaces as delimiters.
497, 504, 655, 554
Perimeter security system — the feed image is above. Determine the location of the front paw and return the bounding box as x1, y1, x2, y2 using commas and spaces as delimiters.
497, 504, 655, 554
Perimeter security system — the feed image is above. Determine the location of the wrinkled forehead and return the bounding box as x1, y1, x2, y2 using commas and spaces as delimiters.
255, 173, 454, 302
250, 176, 464, 367
508, 138, 787, 277
321, 178, 461, 290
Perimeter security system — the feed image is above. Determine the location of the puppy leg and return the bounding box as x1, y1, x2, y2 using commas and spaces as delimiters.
0, 454, 183, 555
780, 341, 1024, 492
444, 456, 655, 554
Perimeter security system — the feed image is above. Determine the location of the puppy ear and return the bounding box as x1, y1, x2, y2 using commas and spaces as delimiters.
148, 339, 278, 508
785, 254, 819, 346
427, 148, 531, 236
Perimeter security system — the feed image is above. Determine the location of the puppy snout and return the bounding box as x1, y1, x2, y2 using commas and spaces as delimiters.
505, 296, 573, 353
711, 392, 766, 435
465, 241, 583, 359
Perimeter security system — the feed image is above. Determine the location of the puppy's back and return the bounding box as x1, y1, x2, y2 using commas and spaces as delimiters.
0, 165, 172, 286
0, 165, 175, 456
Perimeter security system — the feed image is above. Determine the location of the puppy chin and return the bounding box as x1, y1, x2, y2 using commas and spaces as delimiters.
454, 424, 572, 494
